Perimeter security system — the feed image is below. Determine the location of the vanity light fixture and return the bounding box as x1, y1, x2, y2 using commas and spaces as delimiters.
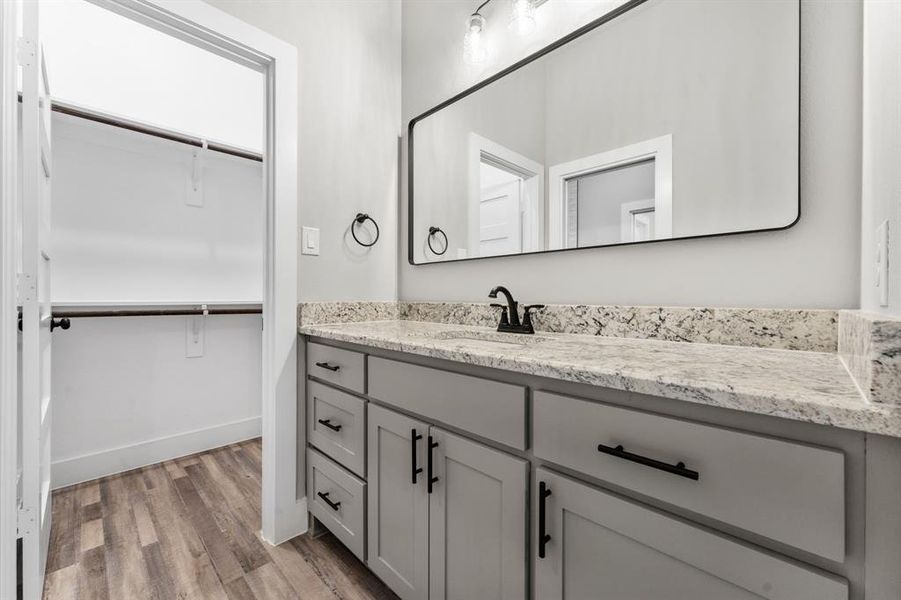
463, 5, 489, 65
509, 0, 536, 36
464, 0, 543, 64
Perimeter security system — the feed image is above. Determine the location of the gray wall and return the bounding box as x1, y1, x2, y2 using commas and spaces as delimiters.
400, 0, 862, 309
206, 0, 402, 302
860, 1, 901, 317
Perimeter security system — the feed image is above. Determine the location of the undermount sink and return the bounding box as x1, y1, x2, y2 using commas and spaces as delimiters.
434, 329, 549, 346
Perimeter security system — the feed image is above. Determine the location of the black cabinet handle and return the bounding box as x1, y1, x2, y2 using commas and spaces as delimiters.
427, 435, 439, 494
538, 481, 552, 559
317, 418, 342, 432
597, 443, 699, 481
317, 491, 341, 511
411, 429, 423, 484
315, 361, 340, 372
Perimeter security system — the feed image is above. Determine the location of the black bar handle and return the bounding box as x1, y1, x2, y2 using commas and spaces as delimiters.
538, 481, 552, 559
317, 418, 342, 432
411, 429, 423, 484
597, 443, 699, 481
427, 436, 439, 493
317, 491, 341, 511
315, 361, 340, 372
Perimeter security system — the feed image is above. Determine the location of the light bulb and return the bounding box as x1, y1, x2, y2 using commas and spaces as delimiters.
509, 0, 535, 36
463, 13, 488, 65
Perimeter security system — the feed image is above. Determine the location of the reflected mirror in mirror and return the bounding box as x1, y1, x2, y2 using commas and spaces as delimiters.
409, 0, 800, 264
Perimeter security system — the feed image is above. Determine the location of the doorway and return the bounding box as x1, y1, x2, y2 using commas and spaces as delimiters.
1, 2, 300, 598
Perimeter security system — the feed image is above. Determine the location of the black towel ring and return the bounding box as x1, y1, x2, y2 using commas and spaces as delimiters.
428, 226, 448, 255
351, 213, 379, 247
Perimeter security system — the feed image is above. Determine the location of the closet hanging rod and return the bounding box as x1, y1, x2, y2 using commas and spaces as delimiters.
52, 100, 263, 162
51, 306, 262, 319
18, 93, 264, 162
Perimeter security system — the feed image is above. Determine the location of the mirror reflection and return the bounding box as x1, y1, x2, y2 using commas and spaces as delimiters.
410, 0, 800, 263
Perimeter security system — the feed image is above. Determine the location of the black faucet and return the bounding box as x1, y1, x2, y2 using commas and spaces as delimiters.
488, 286, 544, 334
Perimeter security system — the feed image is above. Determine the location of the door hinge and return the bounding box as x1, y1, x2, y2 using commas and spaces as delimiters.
16, 273, 34, 304
16, 505, 34, 538
16, 37, 35, 68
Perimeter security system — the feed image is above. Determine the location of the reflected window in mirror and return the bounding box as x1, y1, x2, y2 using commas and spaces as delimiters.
549, 135, 672, 250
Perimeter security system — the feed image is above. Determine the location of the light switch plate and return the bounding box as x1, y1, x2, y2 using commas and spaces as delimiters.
876, 219, 889, 307
302, 226, 320, 256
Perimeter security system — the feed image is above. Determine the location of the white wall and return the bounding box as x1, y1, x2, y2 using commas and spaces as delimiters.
51, 314, 261, 488
204, 0, 402, 302
860, 1, 901, 316
41, 0, 265, 152
52, 114, 264, 303
400, 0, 862, 309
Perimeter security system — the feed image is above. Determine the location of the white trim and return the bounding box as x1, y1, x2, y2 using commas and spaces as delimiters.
92, 0, 301, 545
0, 1, 19, 598
52, 417, 262, 489
548, 134, 673, 249
468, 133, 545, 255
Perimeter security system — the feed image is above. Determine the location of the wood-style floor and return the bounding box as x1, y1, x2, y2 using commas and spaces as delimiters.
42, 438, 398, 600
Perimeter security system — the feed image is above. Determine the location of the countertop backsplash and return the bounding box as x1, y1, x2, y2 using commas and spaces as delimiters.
299, 301, 838, 352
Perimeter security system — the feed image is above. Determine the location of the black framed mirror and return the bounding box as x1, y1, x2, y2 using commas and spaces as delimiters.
408, 0, 800, 264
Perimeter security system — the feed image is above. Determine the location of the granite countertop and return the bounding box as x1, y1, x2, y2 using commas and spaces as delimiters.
299, 320, 901, 437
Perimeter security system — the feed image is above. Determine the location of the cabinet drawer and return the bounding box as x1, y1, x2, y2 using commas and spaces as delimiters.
307, 342, 365, 393
533, 391, 845, 562
368, 357, 527, 450
308, 448, 366, 561
535, 468, 848, 600
308, 380, 366, 477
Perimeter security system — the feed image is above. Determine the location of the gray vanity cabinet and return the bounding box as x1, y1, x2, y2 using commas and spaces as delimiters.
535, 468, 849, 600
428, 427, 527, 600
305, 339, 886, 600
366, 403, 430, 600
366, 403, 528, 600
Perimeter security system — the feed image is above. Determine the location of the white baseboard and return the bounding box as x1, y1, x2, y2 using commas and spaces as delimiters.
52, 416, 262, 489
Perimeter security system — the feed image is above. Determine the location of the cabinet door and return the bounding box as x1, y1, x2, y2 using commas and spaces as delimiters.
535, 469, 848, 600
367, 404, 429, 600
429, 427, 527, 600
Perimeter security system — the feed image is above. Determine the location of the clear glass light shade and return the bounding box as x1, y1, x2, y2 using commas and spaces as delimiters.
463, 13, 488, 65
509, 0, 536, 36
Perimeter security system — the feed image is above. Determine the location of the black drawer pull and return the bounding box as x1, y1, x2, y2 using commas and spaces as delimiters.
411, 429, 423, 484
317, 418, 342, 432
427, 436, 439, 494
317, 491, 341, 511
315, 361, 340, 372
597, 443, 699, 481
538, 481, 552, 558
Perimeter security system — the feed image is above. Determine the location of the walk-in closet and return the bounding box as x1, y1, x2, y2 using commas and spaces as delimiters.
33, 0, 266, 510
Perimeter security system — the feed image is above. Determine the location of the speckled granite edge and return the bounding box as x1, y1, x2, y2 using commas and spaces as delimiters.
298, 302, 398, 327
299, 320, 901, 437
399, 303, 838, 352
839, 310, 901, 405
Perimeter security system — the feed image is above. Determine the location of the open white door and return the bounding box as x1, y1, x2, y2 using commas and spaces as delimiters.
479, 178, 523, 257
19, 1, 55, 596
